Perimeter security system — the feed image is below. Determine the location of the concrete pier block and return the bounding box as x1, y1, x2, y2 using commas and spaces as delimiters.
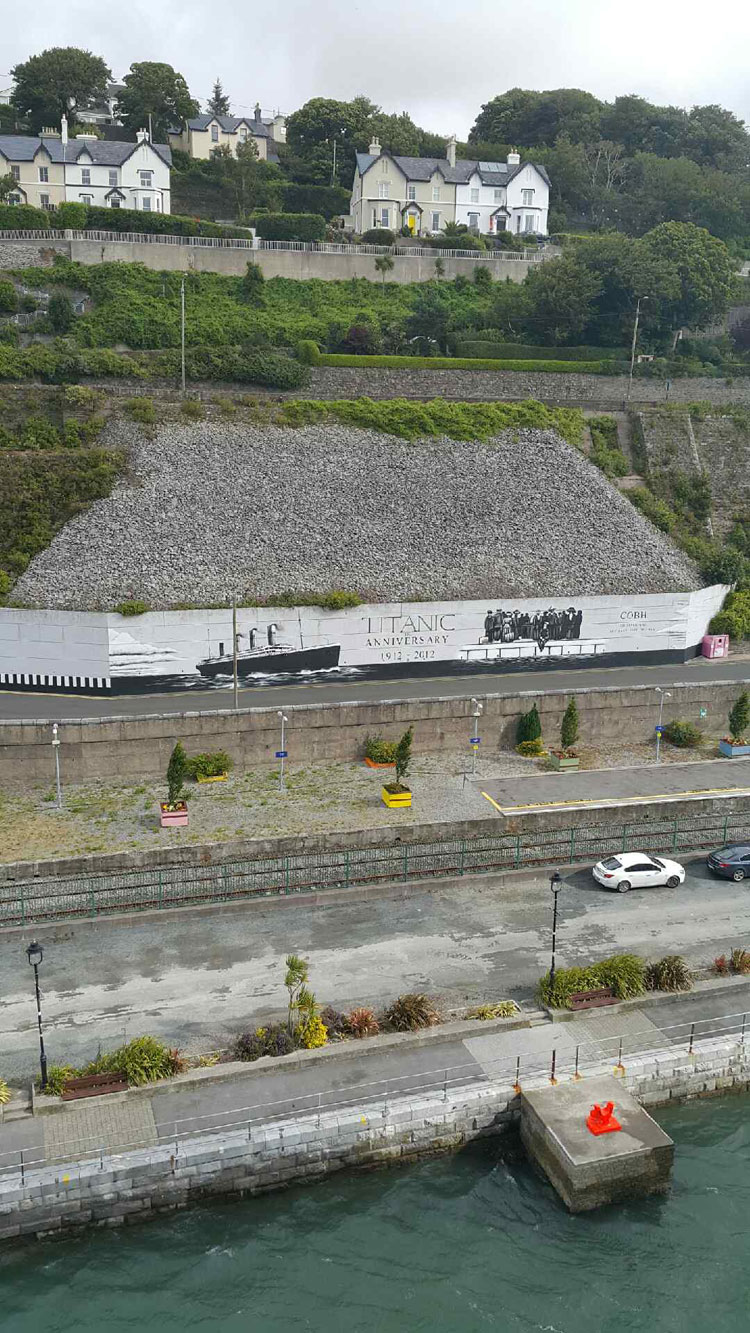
520, 1075, 674, 1213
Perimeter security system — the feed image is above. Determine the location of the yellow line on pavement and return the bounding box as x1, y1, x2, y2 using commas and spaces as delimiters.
480, 791, 506, 813
485, 784, 750, 813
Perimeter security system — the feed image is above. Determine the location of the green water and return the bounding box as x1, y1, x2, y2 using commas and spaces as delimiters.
2, 1095, 750, 1333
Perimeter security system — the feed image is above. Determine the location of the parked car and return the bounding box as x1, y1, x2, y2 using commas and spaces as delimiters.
592, 852, 686, 893
706, 845, 750, 881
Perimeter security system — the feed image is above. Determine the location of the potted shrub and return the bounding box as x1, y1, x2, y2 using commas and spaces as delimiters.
550, 697, 580, 770
364, 734, 396, 769
160, 742, 189, 827
187, 750, 232, 783
719, 691, 750, 757
382, 726, 413, 808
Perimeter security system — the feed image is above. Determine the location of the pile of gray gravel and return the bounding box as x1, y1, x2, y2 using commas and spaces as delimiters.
14, 419, 699, 608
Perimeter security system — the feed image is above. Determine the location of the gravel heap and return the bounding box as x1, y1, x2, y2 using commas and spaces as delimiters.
15, 419, 699, 608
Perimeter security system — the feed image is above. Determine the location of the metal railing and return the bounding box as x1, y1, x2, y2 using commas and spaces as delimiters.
0, 810, 743, 928
1, 1006, 747, 1184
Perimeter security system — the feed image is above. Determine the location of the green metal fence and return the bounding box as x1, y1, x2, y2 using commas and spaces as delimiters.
1, 810, 745, 928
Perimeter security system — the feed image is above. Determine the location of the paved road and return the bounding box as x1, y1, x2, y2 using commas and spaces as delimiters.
3, 854, 750, 1084
479, 757, 750, 812
1, 656, 749, 721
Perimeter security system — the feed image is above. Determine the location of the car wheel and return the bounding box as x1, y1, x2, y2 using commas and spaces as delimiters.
666, 875, 680, 888
617, 880, 631, 893
733, 870, 745, 882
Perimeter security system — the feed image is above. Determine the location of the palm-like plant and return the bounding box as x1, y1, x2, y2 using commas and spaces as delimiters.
374, 254, 395, 286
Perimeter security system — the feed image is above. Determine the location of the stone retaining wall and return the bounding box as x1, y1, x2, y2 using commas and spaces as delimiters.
1, 1034, 747, 1244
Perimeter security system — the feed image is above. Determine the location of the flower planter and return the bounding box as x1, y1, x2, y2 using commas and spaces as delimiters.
549, 753, 580, 771
365, 757, 396, 769
196, 772, 229, 783
382, 784, 412, 808
160, 801, 189, 827
719, 740, 750, 758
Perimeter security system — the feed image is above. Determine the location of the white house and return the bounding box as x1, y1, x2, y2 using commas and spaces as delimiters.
454, 153, 550, 235
0, 118, 172, 213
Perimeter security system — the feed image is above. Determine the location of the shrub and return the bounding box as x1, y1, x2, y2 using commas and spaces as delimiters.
360, 228, 395, 246
663, 719, 702, 748
83, 1035, 182, 1085
714, 954, 729, 975
516, 738, 545, 757
312, 352, 608, 373
384, 993, 439, 1031
234, 1023, 298, 1061
345, 1007, 380, 1038
254, 212, 326, 242
730, 947, 750, 975
319, 1006, 348, 1037
241, 261, 265, 305
166, 742, 188, 806
560, 698, 579, 752
297, 339, 322, 365
468, 1001, 518, 1020
181, 397, 204, 420
538, 954, 646, 1007
43, 1064, 77, 1097
0, 1077, 11, 1104
709, 610, 742, 638
299, 1015, 328, 1049
517, 703, 542, 744
57, 201, 88, 229
125, 397, 156, 424
394, 725, 414, 788
238, 351, 308, 390
644, 955, 692, 992
0, 280, 18, 314
728, 691, 750, 743
114, 599, 149, 616
48, 291, 74, 333
364, 734, 397, 764
185, 750, 231, 779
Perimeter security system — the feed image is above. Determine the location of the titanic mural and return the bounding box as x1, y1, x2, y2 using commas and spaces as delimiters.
462, 604, 603, 663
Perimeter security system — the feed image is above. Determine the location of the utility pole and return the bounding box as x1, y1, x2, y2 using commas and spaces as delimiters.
330, 138, 337, 188
180, 277, 186, 394
627, 296, 648, 401
232, 596, 239, 710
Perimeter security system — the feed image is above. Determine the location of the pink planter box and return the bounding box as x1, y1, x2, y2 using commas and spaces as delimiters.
160, 804, 188, 828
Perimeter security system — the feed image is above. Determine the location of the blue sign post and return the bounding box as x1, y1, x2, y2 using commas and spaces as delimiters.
275, 751, 288, 759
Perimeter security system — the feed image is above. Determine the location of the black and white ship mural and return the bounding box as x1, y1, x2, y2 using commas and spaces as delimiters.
0, 587, 728, 694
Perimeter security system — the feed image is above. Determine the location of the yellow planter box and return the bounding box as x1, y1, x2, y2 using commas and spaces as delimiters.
196, 773, 229, 784
382, 786, 412, 808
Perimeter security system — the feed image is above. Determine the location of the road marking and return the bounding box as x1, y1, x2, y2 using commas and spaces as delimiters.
483, 785, 750, 813
480, 791, 505, 813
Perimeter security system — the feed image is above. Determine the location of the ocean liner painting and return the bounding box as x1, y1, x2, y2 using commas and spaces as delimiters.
197, 622, 341, 678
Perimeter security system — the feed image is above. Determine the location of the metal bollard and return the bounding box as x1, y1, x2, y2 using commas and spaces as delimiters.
513, 1055, 521, 1094
573, 1045, 581, 1080
688, 1023, 695, 1055
549, 1048, 558, 1085
614, 1038, 625, 1076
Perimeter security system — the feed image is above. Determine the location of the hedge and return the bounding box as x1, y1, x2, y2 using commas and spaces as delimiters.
254, 213, 326, 242
312, 351, 611, 373
153, 346, 309, 389
0, 201, 246, 239
452, 339, 627, 360
281, 184, 350, 219
278, 397, 585, 447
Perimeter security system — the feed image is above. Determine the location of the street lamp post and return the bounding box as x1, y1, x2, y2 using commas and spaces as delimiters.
26, 941, 48, 1091
549, 871, 562, 991
277, 712, 288, 791
655, 688, 671, 763
470, 697, 483, 777
51, 723, 62, 809
627, 295, 649, 401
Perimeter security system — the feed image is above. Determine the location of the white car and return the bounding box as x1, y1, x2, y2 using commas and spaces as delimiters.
592, 852, 686, 893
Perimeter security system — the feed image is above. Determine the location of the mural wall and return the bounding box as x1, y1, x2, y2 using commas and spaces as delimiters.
0, 586, 728, 694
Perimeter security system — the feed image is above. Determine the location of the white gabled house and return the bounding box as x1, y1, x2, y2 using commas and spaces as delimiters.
454, 153, 550, 236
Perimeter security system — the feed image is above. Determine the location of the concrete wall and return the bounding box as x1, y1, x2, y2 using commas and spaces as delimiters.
0, 679, 744, 789
1, 1031, 747, 1244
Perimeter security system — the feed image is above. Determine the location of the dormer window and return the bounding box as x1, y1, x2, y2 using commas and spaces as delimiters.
211, 124, 219, 142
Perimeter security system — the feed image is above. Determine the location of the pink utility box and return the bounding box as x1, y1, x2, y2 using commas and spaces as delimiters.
702, 634, 729, 659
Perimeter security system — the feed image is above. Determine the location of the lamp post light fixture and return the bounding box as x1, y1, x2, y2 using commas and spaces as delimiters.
549, 871, 562, 992
277, 712, 289, 791
655, 687, 671, 764
26, 940, 48, 1092
51, 722, 62, 809
470, 697, 483, 777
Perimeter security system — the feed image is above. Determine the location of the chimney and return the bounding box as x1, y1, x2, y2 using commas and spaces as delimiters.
136, 128, 149, 143
368, 136, 381, 157
446, 134, 457, 168
61, 114, 68, 146
254, 102, 261, 120
507, 148, 521, 166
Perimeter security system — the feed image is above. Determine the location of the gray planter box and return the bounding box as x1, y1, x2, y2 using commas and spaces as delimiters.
719, 740, 750, 758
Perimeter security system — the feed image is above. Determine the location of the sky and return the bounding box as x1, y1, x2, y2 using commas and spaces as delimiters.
3, 0, 750, 139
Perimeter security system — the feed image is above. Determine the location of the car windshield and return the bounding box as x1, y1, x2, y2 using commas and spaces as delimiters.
650, 856, 665, 869
601, 857, 621, 870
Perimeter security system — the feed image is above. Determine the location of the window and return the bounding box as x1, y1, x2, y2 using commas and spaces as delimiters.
524, 214, 534, 232
40, 193, 50, 208
142, 196, 152, 211
109, 170, 118, 187
8, 194, 21, 205
11, 166, 20, 181
80, 194, 93, 205
81, 168, 91, 185
432, 185, 440, 201
211, 124, 219, 142
494, 189, 503, 202
431, 211, 440, 231
380, 206, 389, 227
496, 216, 506, 231
516, 215, 521, 232
38, 167, 49, 182
377, 181, 390, 199
407, 184, 416, 201
470, 188, 479, 203
468, 212, 479, 228
110, 198, 121, 209
522, 189, 534, 206
140, 171, 153, 187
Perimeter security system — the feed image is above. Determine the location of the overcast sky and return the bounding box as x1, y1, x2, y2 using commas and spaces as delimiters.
3, 0, 750, 139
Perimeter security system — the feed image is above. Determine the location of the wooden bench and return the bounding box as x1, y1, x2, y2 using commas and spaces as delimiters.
568, 986, 617, 1011
61, 1073, 128, 1101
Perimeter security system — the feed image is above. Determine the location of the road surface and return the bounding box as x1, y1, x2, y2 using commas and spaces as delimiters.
1, 656, 749, 721
2, 854, 749, 1083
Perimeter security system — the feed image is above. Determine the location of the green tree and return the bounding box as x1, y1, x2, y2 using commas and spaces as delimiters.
166, 742, 187, 806
117, 62, 199, 141
729, 692, 750, 744
206, 78, 230, 117
394, 725, 414, 789
11, 46, 111, 133
405, 283, 452, 350
523, 254, 602, 343
434, 257, 445, 281
560, 698, 579, 752
48, 291, 74, 333
241, 261, 265, 305
0, 175, 17, 203
517, 704, 542, 744
374, 254, 395, 286
470, 88, 544, 146
640, 221, 734, 328
284, 954, 309, 1034
286, 97, 371, 185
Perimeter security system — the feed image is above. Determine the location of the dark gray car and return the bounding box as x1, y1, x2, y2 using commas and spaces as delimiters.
706, 845, 750, 881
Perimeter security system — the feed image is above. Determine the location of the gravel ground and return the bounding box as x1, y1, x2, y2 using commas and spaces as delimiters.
14, 419, 698, 609
0, 740, 720, 866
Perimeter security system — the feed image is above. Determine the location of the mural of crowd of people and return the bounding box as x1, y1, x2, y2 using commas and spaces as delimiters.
482, 606, 584, 652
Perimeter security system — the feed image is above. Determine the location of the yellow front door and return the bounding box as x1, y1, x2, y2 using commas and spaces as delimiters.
408, 213, 416, 234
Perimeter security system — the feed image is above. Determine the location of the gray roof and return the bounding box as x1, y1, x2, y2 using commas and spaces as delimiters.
355, 152, 549, 187
180, 113, 270, 139
0, 133, 171, 167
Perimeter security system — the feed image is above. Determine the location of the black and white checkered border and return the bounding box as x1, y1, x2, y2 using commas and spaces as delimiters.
0, 673, 111, 691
